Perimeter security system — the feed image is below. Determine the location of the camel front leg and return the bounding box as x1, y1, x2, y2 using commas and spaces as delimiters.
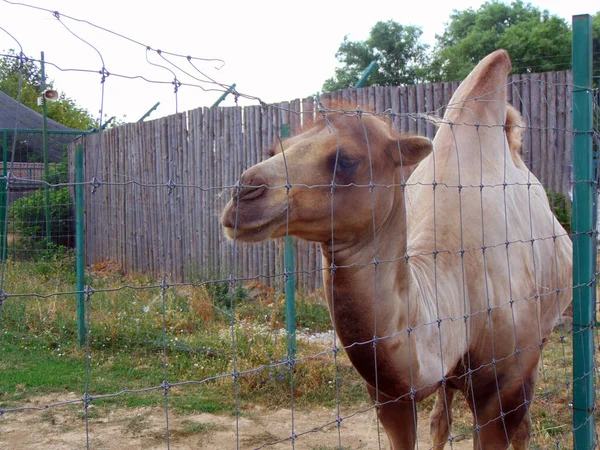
510, 412, 531, 450
367, 384, 418, 450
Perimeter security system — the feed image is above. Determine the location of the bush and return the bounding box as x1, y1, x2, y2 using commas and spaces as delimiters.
546, 190, 571, 235
8, 186, 74, 256
7, 157, 74, 257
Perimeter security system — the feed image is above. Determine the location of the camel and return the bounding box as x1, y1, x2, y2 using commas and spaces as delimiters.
221, 50, 572, 449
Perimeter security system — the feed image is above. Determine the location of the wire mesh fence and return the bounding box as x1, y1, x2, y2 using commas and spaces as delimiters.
0, 4, 598, 450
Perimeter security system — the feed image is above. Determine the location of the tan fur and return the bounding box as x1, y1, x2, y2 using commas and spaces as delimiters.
221, 49, 572, 449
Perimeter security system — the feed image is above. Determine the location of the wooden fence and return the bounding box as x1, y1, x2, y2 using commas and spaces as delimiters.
71, 70, 573, 289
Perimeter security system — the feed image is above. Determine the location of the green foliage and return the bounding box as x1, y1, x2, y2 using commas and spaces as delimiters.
429, 1, 571, 81
0, 51, 41, 109
546, 190, 571, 235
274, 297, 331, 333
8, 187, 74, 253
8, 159, 74, 256
207, 280, 248, 311
323, 2, 584, 88
322, 20, 429, 92
0, 49, 95, 130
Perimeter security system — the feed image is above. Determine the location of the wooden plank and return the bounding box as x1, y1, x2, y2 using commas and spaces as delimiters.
249, 105, 260, 283
115, 126, 123, 270
215, 107, 223, 279
539, 73, 548, 189
167, 115, 176, 280
242, 106, 252, 279
180, 112, 189, 280
425, 82, 434, 139
384, 85, 392, 112
146, 119, 157, 276
367, 86, 376, 113
554, 71, 569, 193
302, 97, 315, 129
158, 117, 168, 278
399, 85, 408, 132
222, 107, 232, 273
341, 88, 351, 107
290, 99, 302, 134
565, 70, 573, 196
375, 85, 385, 114
200, 107, 209, 278
131, 123, 138, 273
442, 82, 453, 117
260, 104, 271, 285
546, 72, 557, 192
416, 83, 425, 136
136, 122, 145, 275
188, 109, 200, 279
407, 85, 417, 134
433, 82, 444, 118
529, 73, 542, 180
520, 74, 532, 169
248, 105, 259, 281
213, 107, 221, 278
166, 115, 174, 278
139, 121, 150, 275
391, 86, 401, 132
556, 71, 568, 194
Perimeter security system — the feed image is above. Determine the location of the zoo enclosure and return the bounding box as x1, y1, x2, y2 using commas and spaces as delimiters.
72, 70, 575, 290
0, 9, 596, 450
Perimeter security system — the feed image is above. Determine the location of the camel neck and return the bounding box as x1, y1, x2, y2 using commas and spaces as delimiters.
319, 190, 410, 340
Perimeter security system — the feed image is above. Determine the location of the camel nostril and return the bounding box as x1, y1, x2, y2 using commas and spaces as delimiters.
233, 184, 267, 201
234, 169, 268, 201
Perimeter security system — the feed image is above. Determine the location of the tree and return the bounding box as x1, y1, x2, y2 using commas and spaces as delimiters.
429, 1, 571, 81
0, 50, 95, 130
322, 20, 429, 92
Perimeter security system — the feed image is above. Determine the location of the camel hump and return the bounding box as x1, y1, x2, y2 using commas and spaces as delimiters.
505, 103, 528, 170
466, 49, 511, 96
506, 104, 523, 154
445, 50, 512, 124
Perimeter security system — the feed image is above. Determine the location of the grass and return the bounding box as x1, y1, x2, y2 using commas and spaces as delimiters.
0, 256, 366, 417
0, 254, 589, 448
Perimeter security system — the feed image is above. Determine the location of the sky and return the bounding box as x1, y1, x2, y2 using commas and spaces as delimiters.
0, 0, 596, 123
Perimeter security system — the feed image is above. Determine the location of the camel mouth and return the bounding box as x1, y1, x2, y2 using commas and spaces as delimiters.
222, 203, 289, 242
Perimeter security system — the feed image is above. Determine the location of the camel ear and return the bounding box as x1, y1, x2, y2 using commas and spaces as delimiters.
388, 135, 432, 167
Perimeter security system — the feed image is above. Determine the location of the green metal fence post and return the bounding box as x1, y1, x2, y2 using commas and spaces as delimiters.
212, 84, 237, 108
41, 52, 52, 246
571, 14, 596, 450
0, 131, 7, 262
354, 61, 378, 89
281, 123, 296, 359
75, 144, 85, 348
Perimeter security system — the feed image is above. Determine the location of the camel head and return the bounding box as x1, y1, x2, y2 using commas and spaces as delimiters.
221, 107, 432, 246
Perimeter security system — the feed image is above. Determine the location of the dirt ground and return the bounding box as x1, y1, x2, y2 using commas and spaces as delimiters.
1, 395, 473, 449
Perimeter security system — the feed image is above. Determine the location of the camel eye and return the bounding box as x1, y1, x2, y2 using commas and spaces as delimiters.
330, 151, 359, 175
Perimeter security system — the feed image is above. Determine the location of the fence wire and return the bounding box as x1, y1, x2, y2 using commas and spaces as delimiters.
0, 3, 597, 450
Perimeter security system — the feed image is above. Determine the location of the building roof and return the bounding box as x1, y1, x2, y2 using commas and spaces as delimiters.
0, 90, 80, 162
